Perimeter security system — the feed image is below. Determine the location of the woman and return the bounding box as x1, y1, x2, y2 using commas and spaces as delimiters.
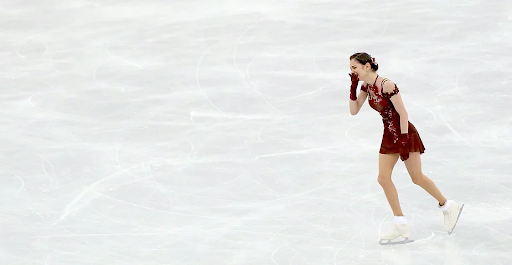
348, 52, 464, 245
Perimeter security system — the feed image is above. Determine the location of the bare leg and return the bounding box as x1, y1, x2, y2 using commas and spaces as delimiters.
378, 153, 402, 216
404, 152, 447, 205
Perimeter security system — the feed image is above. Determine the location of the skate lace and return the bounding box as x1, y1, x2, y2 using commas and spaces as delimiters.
443, 210, 451, 226
384, 225, 400, 236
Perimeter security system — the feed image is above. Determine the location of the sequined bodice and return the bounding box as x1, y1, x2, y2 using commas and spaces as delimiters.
361, 76, 401, 143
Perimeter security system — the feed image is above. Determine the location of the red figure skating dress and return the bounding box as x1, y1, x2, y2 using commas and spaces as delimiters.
361, 76, 425, 154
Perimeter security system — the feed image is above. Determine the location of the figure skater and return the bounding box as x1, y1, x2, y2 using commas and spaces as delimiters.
348, 52, 464, 245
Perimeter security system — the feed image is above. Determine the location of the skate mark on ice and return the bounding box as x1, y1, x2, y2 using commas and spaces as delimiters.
44, 249, 56, 265
248, 167, 341, 203
334, 230, 363, 263
232, 17, 264, 76
243, 54, 289, 117
233, 18, 289, 118
55, 161, 149, 224
275, 85, 325, 107
147, 162, 174, 209
313, 44, 326, 76
191, 111, 275, 120
345, 122, 362, 144
269, 207, 328, 264
98, 192, 222, 220
12, 174, 25, 194
412, 232, 435, 243
435, 98, 473, 147
16, 41, 48, 60
255, 145, 345, 159
196, 41, 227, 117
37, 152, 56, 184
471, 242, 488, 256
270, 237, 306, 265
24, 231, 172, 239
257, 118, 282, 142
411, 100, 437, 128
460, 111, 486, 130
105, 42, 142, 69
196, 171, 246, 193
455, 73, 470, 102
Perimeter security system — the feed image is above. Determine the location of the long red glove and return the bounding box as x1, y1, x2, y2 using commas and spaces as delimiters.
399, 133, 410, 161
349, 73, 359, 101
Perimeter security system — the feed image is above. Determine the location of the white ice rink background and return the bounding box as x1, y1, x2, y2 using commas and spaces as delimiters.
1, 0, 511, 264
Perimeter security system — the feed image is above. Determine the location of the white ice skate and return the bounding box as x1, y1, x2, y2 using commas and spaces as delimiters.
441, 200, 464, 235
378, 224, 414, 245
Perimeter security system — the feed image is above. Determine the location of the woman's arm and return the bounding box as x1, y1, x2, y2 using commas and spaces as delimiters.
350, 83, 368, 115
384, 81, 408, 133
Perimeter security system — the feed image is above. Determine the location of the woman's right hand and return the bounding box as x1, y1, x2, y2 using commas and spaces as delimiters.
349, 73, 359, 100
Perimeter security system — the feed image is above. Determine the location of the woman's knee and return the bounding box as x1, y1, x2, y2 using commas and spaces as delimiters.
410, 173, 424, 185
377, 174, 393, 186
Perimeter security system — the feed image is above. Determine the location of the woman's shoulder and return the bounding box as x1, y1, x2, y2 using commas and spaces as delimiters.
378, 76, 394, 84
380, 77, 399, 96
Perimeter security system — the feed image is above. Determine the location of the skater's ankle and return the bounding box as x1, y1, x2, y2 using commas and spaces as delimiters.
439, 199, 448, 207
393, 216, 407, 224
439, 200, 451, 211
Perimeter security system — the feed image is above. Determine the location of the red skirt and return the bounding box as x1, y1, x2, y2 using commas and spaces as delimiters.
380, 121, 425, 154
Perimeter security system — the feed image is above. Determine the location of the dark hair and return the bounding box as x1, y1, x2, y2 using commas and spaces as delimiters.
350, 52, 378, 71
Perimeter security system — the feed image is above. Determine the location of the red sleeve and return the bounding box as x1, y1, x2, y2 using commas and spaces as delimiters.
361, 84, 368, 93
382, 84, 399, 98
380, 79, 399, 98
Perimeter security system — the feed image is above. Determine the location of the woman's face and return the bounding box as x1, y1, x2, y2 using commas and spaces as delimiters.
350, 59, 370, 79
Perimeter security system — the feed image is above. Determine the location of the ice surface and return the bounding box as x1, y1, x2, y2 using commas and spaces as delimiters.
0, 0, 511, 264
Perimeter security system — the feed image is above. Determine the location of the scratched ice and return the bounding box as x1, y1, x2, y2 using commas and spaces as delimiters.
0, 0, 511, 264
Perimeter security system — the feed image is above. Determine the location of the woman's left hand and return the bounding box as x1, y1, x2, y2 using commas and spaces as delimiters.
399, 133, 409, 161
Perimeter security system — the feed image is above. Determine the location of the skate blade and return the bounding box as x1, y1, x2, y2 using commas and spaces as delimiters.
448, 203, 465, 235
378, 238, 414, 245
